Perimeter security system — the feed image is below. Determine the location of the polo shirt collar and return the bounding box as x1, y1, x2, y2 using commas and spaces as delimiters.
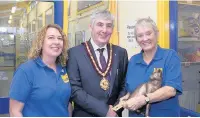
35, 57, 46, 67
34, 57, 63, 72
136, 45, 164, 64
153, 45, 164, 60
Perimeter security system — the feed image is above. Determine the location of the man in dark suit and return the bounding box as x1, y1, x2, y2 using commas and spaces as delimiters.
67, 10, 128, 117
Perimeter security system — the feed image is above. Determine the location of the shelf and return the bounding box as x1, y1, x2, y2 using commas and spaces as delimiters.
181, 61, 200, 65
178, 37, 200, 42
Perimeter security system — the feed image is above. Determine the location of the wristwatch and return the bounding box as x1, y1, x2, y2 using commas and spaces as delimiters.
144, 94, 150, 104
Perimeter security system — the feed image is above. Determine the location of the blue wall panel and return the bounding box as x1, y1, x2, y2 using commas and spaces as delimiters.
54, 1, 63, 28
169, 1, 178, 51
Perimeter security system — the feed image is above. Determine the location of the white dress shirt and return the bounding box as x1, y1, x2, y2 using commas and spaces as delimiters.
90, 39, 108, 69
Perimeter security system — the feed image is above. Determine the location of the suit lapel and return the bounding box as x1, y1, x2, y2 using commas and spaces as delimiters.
109, 45, 118, 95
88, 40, 98, 63
82, 40, 99, 75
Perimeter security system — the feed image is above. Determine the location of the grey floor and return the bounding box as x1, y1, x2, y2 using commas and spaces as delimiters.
122, 109, 128, 117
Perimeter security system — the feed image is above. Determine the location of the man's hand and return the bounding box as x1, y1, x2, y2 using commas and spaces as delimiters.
112, 93, 130, 111
106, 105, 118, 117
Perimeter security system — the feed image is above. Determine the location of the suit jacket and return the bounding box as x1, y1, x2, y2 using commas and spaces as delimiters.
67, 41, 128, 117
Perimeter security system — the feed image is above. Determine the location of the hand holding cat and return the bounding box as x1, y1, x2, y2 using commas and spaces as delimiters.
122, 95, 147, 111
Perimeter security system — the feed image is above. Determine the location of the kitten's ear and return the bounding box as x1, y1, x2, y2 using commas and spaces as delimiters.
158, 68, 160, 71
155, 68, 159, 72
158, 69, 162, 75
158, 69, 161, 72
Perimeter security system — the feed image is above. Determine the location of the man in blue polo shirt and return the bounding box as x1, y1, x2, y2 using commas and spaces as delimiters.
121, 17, 182, 116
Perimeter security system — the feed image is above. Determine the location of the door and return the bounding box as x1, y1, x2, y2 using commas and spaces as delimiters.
0, 34, 16, 115
177, 3, 200, 112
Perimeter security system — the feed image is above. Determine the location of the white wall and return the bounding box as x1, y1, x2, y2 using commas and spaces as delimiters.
37, 2, 53, 16
118, 1, 157, 59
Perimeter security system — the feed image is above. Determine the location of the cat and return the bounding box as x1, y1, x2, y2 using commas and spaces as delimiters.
113, 68, 162, 117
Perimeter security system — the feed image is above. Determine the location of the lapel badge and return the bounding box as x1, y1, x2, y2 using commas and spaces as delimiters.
61, 73, 69, 83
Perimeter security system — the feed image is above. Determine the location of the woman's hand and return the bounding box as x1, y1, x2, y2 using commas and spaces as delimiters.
123, 95, 146, 111
119, 92, 130, 102
112, 93, 130, 111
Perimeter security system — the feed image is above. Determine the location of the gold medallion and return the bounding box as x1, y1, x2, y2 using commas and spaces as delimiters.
100, 78, 109, 90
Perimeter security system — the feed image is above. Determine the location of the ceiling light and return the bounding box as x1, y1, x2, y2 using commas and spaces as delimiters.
10, 35, 14, 39
9, 15, 12, 19
0, 27, 7, 32
8, 20, 12, 24
11, 6, 17, 13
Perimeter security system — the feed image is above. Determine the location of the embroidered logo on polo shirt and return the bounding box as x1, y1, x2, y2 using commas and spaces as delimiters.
61, 73, 69, 83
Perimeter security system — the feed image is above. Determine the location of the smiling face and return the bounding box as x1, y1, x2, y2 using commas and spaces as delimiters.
135, 24, 158, 52
90, 18, 113, 47
42, 27, 63, 58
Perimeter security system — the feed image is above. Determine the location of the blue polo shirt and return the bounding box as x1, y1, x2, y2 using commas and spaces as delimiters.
9, 57, 71, 117
126, 45, 182, 117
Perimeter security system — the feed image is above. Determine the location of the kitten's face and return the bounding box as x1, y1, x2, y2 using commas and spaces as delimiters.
151, 69, 162, 80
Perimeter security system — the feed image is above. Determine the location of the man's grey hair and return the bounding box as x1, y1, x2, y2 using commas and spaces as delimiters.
90, 10, 115, 27
134, 17, 159, 38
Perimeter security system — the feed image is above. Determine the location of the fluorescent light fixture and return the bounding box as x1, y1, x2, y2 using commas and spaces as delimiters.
0, 27, 7, 32
8, 20, 12, 24
10, 35, 14, 39
9, 15, 12, 19
11, 6, 17, 13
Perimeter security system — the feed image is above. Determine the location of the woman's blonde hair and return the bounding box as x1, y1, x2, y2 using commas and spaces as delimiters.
134, 17, 159, 39
28, 24, 68, 66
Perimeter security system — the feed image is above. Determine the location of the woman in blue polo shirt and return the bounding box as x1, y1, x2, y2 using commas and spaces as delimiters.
121, 18, 182, 116
9, 24, 72, 117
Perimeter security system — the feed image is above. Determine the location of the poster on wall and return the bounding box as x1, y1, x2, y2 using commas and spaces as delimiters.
75, 31, 85, 46
77, 1, 102, 14
67, 33, 72, 48
125, 22, 141, 57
